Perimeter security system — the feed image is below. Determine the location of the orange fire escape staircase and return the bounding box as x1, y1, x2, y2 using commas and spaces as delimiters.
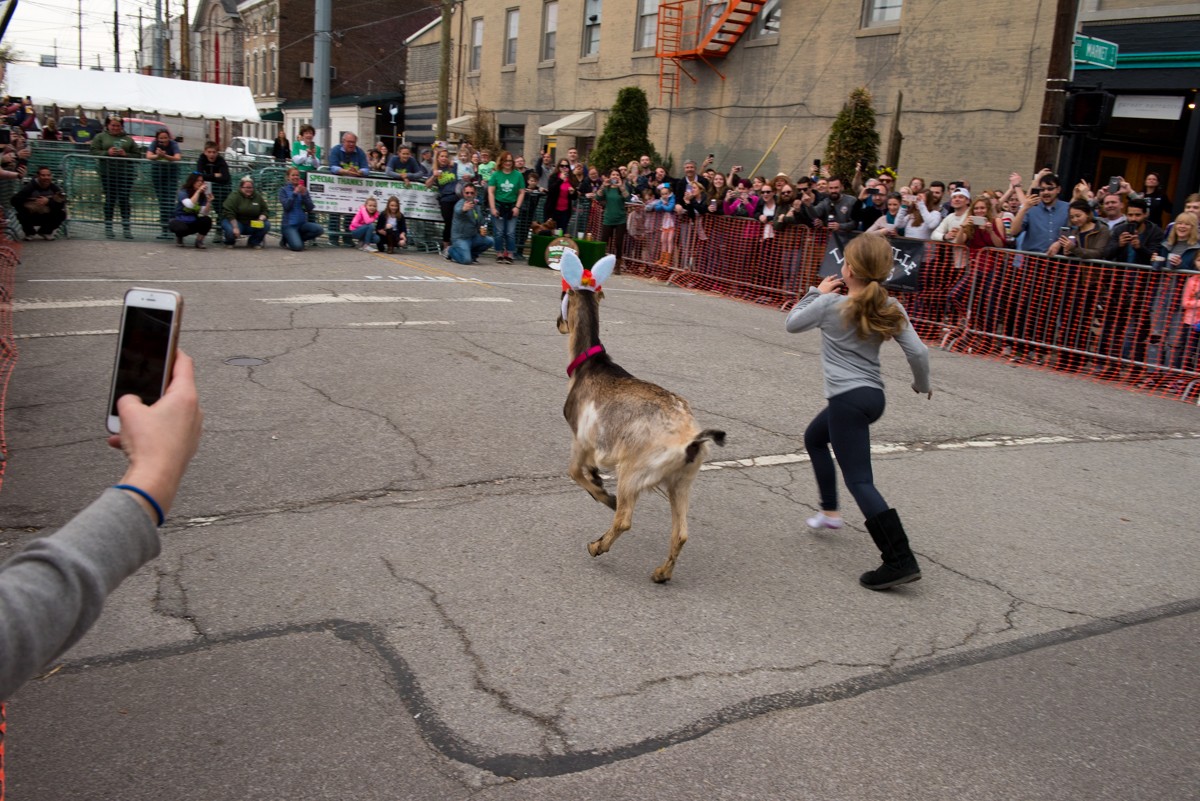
657, 0, 767, 105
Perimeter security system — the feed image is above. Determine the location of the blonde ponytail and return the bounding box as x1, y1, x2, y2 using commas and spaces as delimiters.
838, 235, 908, 340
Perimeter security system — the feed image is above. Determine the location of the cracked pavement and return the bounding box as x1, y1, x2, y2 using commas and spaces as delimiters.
2, 240, 1198, 799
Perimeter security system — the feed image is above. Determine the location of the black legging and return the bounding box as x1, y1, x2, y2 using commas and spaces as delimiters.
803, 386, 888, 519
439, 198, 457, 246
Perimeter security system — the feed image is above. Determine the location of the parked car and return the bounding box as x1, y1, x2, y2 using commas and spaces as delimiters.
121, 117, 172, 146
225, 137, 275, 164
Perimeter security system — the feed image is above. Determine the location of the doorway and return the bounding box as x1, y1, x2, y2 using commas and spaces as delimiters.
1095, 149, 1180, 203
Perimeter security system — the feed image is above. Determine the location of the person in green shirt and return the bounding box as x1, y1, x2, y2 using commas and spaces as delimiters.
221, 176, 272, 248
487, 152, 526, 264
89, 117, 142, 239
290, 124, 323, 172
596, 168, 629, 268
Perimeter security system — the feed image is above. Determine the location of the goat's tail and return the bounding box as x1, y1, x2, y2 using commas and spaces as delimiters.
685, 429, 727, 464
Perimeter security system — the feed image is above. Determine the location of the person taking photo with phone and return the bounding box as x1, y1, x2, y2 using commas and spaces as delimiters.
169, 172, 214, 249
1, 352, 203, 701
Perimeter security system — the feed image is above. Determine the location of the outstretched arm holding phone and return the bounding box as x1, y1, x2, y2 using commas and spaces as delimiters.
0, 353, 203, 701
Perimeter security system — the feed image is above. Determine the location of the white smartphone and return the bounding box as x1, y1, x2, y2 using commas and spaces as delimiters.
106, 288, 183, 434
970, 215, 986, 226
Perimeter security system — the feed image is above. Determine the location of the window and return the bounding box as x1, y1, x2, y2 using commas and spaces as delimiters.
470, 18, 483, 72
504, 9, 520, 66
582, 0, 601, 56
499, 124, 525, 157
542, 1, 558, 62
863, 0, 902, 27
270, 46, 277, 95
259, 49, 268, 95
636, 0, 659, 51
754, 0, 780, 37
703, 0, 726, 33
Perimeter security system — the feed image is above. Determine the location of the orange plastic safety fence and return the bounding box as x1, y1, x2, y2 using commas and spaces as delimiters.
940, 249, 1200, 402
576, 203, 1198, 403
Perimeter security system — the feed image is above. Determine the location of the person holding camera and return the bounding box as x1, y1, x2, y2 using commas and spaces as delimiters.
278, 167, 324, 251
90, 117, 142, 239
1, 352, 203, 701
290, 124, 323, 172
808, 177, 856, 231
447, 183, 493, 264
851, 177, 886, 231
169, 172, 214, 248
595, 168, 629, 268
146, 129, 183, 240
11, 166, 67, 241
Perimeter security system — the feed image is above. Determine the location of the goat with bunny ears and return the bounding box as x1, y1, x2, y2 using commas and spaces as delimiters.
558, 251, 726, 583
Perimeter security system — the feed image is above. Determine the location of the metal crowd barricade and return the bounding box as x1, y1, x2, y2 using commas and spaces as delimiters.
940, 249, 1199, 402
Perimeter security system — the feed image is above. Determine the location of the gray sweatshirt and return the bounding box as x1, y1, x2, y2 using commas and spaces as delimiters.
0, 489, 159, 700
785, 288, 931, 399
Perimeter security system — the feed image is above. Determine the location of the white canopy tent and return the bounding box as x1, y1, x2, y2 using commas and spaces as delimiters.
5, 64, 261, 123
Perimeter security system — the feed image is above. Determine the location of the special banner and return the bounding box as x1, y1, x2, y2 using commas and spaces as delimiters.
818, 231, 925, 291
305, 173, 442, 221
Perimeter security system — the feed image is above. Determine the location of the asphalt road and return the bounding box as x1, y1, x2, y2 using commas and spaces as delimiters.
2, 238, 1197, 800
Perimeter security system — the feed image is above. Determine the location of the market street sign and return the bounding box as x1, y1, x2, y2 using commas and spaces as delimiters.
1074, 35, 1119, 69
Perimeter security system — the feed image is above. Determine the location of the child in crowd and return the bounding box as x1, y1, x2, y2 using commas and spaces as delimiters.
375, 196, 408, 254
350, 196, 381, 252
649, 182, 677, 265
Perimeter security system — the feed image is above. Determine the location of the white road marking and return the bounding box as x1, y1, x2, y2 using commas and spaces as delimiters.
700, 431, 1200, 472
347, 321, 455, 327
14, 299, 123, 310
15, 329, 118, 339
259, 294, 511, 304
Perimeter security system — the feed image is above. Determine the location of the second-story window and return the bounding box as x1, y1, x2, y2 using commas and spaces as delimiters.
582, 0, 601, 56
863, 0, 903, 27
636, 0, 659, 51
754, 0, 780, 37
470, 18, 483, 72
542, 1, 558, 61
504, 9, 520, 66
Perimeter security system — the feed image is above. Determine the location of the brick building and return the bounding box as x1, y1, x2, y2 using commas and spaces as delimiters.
405, 0, 1200, 195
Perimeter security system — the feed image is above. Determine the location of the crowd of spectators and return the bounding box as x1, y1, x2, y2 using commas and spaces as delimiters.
3, 111, 1197, 388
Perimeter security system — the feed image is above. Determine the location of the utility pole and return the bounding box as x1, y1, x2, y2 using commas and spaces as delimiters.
436, 0, 452, 140
181, 0, 191, 80
1034, 0, 1077, 172
138, 8, 144, 73
114, 0, 121, 72
78, 0, 83, 70
152, 0, 163, 76
313, 0, 332, 156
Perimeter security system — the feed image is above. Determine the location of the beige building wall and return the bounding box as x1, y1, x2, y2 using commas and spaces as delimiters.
416, 0, 1062, 190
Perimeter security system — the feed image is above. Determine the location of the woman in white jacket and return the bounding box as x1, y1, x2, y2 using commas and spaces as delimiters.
894, 189, 941, 240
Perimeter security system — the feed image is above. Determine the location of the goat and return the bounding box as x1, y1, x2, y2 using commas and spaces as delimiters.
557, 251, 726, 583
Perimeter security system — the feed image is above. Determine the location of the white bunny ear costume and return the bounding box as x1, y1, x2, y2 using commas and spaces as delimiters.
560, 253, 616, 321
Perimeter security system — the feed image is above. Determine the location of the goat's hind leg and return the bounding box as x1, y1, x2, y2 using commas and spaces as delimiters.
651, 470, 698, 584
568, 443, 616, 509
588, 477, 640, 558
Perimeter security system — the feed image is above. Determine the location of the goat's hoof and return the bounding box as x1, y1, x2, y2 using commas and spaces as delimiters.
588, 540, 603, 557
651, 569, 672, 583
600, 493, 617, 510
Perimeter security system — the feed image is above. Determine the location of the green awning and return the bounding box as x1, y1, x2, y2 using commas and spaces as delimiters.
259, 107, 284, 122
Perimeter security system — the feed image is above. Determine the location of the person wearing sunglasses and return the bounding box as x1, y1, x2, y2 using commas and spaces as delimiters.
546, 159, 577, 234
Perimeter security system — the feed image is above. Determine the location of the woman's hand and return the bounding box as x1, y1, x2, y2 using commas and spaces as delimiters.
108, 352, 204, 518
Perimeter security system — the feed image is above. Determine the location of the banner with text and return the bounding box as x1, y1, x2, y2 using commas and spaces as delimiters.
305, 173, 442, 221
819, 231, 926, 291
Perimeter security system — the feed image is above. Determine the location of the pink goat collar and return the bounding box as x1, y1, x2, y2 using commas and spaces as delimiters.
567, 345, 605, 378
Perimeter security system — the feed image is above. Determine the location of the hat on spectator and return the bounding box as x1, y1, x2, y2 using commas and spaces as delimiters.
951, 188, 972, 200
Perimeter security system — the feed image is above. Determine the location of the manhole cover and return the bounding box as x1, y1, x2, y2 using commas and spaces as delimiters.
224, 356, 268, 367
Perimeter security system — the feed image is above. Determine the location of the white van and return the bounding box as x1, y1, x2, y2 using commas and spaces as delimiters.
224, 137, 275, 164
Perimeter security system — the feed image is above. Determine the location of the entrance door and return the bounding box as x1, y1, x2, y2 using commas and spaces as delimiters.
1096, 149, 1180, 202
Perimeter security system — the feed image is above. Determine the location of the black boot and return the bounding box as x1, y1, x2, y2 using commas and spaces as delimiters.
860, 508, 921, 590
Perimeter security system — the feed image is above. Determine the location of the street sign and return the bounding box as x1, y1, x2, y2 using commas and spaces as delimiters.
1074, 35, 1119, 69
